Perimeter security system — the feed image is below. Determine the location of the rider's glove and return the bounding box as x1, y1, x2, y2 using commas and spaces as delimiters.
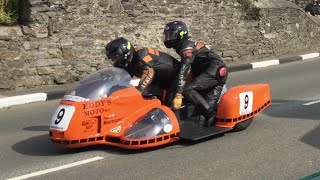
172, 93, 184, 110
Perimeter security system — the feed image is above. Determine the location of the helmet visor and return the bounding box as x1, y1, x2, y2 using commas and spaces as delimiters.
106, 50, 123, 63
162, 31, 178, 42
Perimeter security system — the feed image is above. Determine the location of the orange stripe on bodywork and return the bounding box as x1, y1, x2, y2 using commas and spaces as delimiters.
142, 55, 153, 63
182, 49, 193, 58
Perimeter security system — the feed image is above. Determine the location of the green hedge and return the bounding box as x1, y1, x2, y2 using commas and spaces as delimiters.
0, 0, 19, 25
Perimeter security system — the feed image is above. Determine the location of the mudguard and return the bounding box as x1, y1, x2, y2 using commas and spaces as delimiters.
214, 83, 271, 128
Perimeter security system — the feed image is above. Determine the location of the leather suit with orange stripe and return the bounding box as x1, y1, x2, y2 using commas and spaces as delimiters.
127, 47, 181, 106
175, 39, 228, 116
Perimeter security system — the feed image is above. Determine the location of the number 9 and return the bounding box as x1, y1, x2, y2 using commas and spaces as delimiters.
244, 95, 249, 109
55, 108, 65, 124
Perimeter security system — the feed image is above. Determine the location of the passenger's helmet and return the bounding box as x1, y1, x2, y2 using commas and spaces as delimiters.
163, 21, 189, 49
105, 37, 134, 69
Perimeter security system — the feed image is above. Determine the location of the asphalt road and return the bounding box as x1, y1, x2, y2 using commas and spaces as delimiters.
1, 58, 320, 180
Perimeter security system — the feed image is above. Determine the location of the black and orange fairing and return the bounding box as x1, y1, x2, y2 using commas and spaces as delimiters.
49, 68, 180, 149
50, 88, 180, 149
214, 84, 271, 128
49, 67, 271, 149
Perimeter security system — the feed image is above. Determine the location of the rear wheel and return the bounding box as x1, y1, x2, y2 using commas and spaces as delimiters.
232, 118, 253, 132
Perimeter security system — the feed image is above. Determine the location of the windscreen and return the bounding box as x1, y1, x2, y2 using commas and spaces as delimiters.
64, 67, 132, 101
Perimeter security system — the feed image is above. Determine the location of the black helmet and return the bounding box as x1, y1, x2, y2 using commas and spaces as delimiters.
163, 21, 189, 49
105, 37, 134, 69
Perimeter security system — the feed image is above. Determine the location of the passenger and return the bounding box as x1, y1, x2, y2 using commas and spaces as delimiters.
105, 37, 181, 106
162, 21, 228, 126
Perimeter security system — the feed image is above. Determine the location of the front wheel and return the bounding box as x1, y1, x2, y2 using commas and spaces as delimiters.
232, 118, 253, 132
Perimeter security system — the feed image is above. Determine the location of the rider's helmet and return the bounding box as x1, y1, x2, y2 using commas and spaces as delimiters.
105, 37, 134, 69
163, 20, 189, 49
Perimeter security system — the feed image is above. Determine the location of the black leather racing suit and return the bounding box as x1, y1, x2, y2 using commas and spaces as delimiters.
127, 47, 181, 106
175, 39, 228, 115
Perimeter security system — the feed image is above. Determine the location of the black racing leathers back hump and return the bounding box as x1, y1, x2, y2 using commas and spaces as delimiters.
128, 47, 180, 90
175, 39, 226, 94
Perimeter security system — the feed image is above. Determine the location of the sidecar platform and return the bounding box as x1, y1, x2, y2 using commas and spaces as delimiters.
174, 106, 232, 141
178, 121, 232, 141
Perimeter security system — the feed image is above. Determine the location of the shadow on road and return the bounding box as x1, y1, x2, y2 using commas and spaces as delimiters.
11, 134, 130, 156
264, 99, 320, 121
264, 99, 320, 150
11, 132, 229, 156
300, 125, 320, 150
23, 126, 50, 131
11, 133, 194, 156
12, 134, 72, 156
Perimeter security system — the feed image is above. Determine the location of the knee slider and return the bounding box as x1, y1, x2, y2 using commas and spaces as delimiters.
218, 66, 227, 77
216, 66, 228, 83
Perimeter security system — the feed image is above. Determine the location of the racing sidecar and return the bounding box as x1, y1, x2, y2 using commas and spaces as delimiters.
49, 67, 271, 149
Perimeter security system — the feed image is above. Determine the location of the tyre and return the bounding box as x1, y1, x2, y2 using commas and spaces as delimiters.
232, 118, 253, 132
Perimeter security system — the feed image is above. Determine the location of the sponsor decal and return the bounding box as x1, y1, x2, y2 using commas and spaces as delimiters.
84, 108, 110, 116
103, 117, 122, 125
83, 100, 111, 109
110, 126, 122, 133
82, 119, 96, 129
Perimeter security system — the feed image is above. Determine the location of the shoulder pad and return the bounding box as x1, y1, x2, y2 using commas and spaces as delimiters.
194, 41, 210, 50
178, 40, 195, 54
136, 48, 148, 57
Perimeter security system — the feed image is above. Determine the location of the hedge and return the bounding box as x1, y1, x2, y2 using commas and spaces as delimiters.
0, 0, 20, 25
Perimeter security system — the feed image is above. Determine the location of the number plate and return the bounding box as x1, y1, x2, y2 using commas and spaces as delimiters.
50, 104, 75, 131
239, 91, 253, 115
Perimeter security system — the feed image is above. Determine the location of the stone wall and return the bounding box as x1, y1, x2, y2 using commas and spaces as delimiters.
289, 0, 309, 9
0, 0, 320, 91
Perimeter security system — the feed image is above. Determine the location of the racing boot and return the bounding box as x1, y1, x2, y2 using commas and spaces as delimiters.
204, 108, 217, 127
183, 89, 214, 126
184, 89, 209, 111
203, 85, 223, 127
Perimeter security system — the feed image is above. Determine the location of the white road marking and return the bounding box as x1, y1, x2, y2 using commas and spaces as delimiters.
251, 59, 279, 68
0, 93, 47, 109
300, 53, 320, 60
303, 100, 320, 106
6, 156, 104, 180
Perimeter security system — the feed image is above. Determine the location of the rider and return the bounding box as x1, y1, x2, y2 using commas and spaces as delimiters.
162, 20, 228, 126
105, 37, 181, 106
